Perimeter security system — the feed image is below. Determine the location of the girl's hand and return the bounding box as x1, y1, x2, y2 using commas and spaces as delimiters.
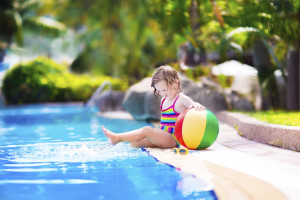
189, 102, 206, 111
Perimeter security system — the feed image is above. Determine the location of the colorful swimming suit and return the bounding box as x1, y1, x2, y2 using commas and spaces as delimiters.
159, 95, 181, 147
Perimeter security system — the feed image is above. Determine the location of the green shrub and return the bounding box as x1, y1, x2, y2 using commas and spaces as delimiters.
1, 56, 128, 104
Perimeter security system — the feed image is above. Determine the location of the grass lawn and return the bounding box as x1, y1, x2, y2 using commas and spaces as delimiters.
241, 110, 300, 127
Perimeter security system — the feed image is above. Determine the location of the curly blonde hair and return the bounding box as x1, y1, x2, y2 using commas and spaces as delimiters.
151, 65, 182, 97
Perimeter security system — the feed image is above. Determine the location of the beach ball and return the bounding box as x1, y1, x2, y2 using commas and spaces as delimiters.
175, 108, 219, 150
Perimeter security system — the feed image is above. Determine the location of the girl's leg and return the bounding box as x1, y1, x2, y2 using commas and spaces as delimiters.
102, 126, 177, 148
130, 139, 157, 148
102, 126, 147, 145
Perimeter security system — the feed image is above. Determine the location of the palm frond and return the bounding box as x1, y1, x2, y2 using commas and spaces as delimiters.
13, 11, 23, 45
20, 0, 40, 10
229, 42, 243, 53
24, 16, 66, 37
226, 27, 259, 39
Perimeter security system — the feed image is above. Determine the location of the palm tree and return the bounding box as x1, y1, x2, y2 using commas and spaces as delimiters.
0, 0, 65, 65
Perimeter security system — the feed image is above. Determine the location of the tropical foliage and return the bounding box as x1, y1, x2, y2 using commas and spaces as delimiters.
0, 0, 66, 61
1, 0, 299, 109
47, 1, 177, 80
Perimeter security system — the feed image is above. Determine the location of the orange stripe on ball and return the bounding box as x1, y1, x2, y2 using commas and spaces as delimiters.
174, 108, 188, 147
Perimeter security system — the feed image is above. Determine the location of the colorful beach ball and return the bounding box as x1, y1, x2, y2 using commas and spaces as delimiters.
175, 108, 219, 150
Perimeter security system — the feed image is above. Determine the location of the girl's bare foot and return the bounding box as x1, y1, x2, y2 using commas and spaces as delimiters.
101, 126, 120, 145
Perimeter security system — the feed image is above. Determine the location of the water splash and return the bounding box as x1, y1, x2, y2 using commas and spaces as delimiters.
4, 141, 141, 163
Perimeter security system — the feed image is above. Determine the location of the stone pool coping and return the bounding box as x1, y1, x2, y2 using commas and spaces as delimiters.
216, 111, 300, 152
146, 148, 286, 200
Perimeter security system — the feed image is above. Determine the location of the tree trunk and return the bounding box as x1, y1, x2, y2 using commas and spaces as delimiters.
253, 38, 278, 110
287, 49, 300, 110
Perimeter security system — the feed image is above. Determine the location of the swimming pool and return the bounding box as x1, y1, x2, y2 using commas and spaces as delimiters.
0, 104, 217, 200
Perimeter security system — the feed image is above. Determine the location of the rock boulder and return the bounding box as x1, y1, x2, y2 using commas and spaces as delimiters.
122, 78, 161, 121
95, 91, 125, 112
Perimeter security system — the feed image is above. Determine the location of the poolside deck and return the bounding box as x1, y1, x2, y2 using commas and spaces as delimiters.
103, 111, 300, 199
147, 122, 300, 200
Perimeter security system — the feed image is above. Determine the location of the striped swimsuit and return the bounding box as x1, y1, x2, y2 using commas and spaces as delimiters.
159, 95, 181, 147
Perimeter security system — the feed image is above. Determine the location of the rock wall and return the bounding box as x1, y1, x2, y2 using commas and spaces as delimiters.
122, 74, 254, 121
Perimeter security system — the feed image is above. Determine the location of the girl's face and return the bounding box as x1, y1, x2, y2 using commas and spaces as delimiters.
154, 80, 178, 99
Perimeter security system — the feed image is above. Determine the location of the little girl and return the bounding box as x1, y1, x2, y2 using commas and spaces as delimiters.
102, 65, 206, 149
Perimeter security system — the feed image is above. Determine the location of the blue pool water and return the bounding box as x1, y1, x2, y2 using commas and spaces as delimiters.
0, 104, 217, 200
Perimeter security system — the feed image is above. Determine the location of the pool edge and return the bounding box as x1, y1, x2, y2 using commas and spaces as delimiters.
146, 148, 287, 200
